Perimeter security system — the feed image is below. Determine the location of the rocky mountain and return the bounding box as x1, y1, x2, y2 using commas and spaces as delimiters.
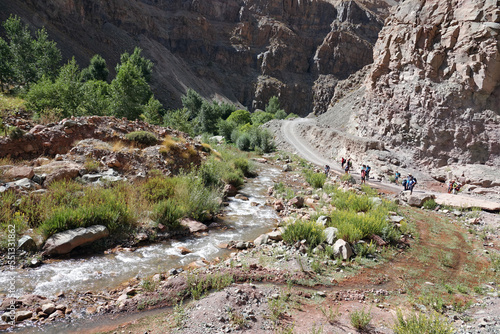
0, 0, 394, 115
320, 0, 500, 168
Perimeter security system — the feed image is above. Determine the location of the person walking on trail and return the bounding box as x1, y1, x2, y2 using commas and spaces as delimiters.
341, 157, 346, 169
344, 162, 350, 174
365, 165, 371, 180
324, 165, 330, 177
395, 171, 401, 185
408, 174, 417, 194
360, 165, 366, 184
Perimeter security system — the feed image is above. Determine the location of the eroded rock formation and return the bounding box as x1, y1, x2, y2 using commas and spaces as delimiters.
354, 0, 500, 167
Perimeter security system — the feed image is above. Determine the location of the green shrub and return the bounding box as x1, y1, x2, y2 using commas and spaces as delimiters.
226, 109, 251, 125
152, 198, 183, 230
8, 126, 24, 140
223, 170, 244, 188
282, 220, 325, 248
332, 191, 373, 212
125, 131, 158, 146
304, 170, 326, 188
393, 310, 454, 334
340, 173, 356, 184
40, 186, 133, 237
350, 308, 372, 330
236, 133, 251, 151
353, 241, 377, 257
422, 199, 438, 210
232, 157, 251, 176
329, 209, 391, 243
142, 175, 177, 202
176, 174, 222, 222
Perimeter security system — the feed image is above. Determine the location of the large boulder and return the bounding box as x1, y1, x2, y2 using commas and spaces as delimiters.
42, 225, 109, 256
333, 239, 353, 260
44, 167, 80, 186
180, 218, 208, 233
2, 166, 34, 181
400, 191, 436, 207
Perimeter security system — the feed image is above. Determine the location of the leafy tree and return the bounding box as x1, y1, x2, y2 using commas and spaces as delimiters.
218, 101, 237, 120
0, 38, 13, 91
251, 110, 274, 126
226, 109, 251, 126
2, 15, 61, 88
115, 47, 153, 82
163, 108, 194, 136
141, 96, 164, 125
181, 89, 203, 120
217, 119, 237, 141
81, 54, 109, 82
265, 96, 285, 115
109, 60, 152, 120
274, 109, 287, 120
79, 80, 111, 116
196, 100, 222, 134
25, 58, 83, 117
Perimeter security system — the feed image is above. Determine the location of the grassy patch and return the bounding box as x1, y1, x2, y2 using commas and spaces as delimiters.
125, 131, 158, 146
303, 170, 327, 188
393, 310, 454, 334
282, 220, 326, 248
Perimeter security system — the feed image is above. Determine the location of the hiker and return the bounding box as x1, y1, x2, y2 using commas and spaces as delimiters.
394, 171, 401, 185
341, 157, 346, 168
447, 180, 454, 194
408, 174, 417, 194
360, 165, 366, 184
365, 165, 371, 180
452, 181, 461, 195
324, 165, 330, 177
344, 162, 350, 174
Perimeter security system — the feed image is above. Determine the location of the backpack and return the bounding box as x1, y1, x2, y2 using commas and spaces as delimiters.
361, 170, 366, 177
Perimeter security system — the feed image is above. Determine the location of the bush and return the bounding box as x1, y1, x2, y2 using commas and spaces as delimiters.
152, 198, 183, 230
350, 308, 372, 330
125, 131, 158, 146
329, 209, 391, 243
340, 173, 356, 184
332, 191, 373, 212
142, 175, 177, 202
236, 133, 251, 151
226, 109, 251, 126
422, 199, 438, 210
232, 157, 251, 176
282, 220, 325, 248
393, 310, 454, 334
304, 170, 326, 188
39, 184, 133, 237
175, 174, 222, 222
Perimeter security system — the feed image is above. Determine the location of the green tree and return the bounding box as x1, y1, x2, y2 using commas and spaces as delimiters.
226, 109, 251, 126
181, 89, 204, 120
0, 38, 13, 91
141, 96, 164, 125
25, 58, 83, 117
109, 60, 152, 120
265, 96, 285, 115
251, 110, 274, 126
163, 108, 194, 136
2, 15, 61, 88
197, 100, 223, 134
116, 47, 153, 82
79, 80, 111, 116
81, 54, 109, 82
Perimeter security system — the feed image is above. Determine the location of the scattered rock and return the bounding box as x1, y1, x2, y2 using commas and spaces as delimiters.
324, 227, 339, 245
17, 235, 37, 252
333, 239, 353, 260
180, 218, 208, 233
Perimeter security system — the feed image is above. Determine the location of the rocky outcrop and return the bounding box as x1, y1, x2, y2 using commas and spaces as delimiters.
352, 0, 500, 167
42, 225, 109, 256
1, 0, 392, 116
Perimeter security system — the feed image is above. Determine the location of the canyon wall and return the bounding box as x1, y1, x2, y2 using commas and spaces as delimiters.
0, 0, 393, 115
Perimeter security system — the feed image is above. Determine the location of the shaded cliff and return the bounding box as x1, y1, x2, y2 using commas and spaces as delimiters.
0, 0, 393, 115
320, 0, 500, 167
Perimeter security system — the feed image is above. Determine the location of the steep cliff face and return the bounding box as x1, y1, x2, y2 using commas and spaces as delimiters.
352, 0, 500, 167
0, 0, 392, 115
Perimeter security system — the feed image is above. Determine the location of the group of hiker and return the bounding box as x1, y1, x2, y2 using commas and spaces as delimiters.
401, 173, 418, 194
340, 157, 352, 173
447, 180, 462, 194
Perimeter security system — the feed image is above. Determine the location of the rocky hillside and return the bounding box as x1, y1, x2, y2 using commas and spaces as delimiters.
320, 0, 500, 168
0, 0, 394, 115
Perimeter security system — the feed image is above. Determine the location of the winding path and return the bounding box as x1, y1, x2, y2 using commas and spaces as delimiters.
280, 119, 500, 211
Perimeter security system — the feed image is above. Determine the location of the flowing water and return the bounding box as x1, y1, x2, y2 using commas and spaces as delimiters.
3, 164, 281, 332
